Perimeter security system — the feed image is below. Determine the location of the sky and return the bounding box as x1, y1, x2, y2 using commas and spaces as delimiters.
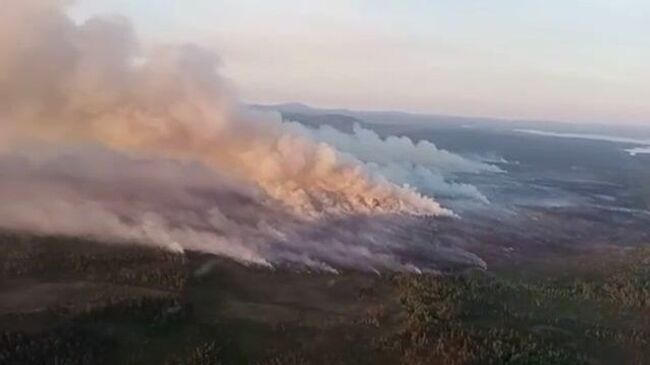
69, 0, 650, 125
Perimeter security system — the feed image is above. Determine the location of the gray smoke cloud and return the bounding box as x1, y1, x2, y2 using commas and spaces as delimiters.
0, 146, 485, 271
0, 0, 491, 271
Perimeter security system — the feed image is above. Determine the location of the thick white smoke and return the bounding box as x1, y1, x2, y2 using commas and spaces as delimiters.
277, 120, 500, 202
0, 0, 490, 270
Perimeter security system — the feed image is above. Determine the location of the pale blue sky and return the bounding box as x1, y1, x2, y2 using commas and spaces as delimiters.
70, 1, 650, 125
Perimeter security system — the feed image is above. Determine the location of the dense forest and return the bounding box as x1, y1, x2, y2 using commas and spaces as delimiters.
0, 232, 649, 364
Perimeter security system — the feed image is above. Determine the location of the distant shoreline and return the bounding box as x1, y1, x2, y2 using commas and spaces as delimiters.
514, 129, 650, 156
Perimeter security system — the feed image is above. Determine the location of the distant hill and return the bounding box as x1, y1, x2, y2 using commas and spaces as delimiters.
249, 102, 497, 128
249, 103, 650, 139
282, 113, 373, 134
250, 103, 376, 133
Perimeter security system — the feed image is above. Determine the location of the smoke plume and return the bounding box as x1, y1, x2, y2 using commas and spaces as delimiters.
278, 120, 500, 202
0, 0, 490, 270
1, 0, 447, 217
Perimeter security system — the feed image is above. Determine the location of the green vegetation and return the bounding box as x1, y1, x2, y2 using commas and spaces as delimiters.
379, 248, 650, 364
0, 232, 189, 291
0, 328, 114, 365
370, 275, 537, 362
0, 231, 649, 364
388, 273, 585, 364
163, 342, 223, 365
560, 247, 650, 309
